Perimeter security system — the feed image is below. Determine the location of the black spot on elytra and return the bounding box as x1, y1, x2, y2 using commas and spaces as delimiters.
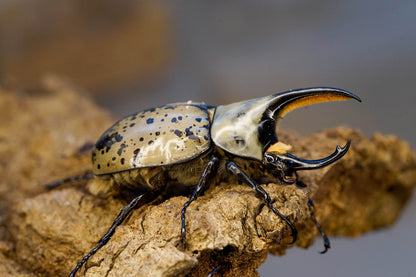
112, 157, 116, 161
146, 118, 154, 124
178, 116, 183, 120
185, 127, 194, 136
139, 137, 144, 142
97, 164, 101, 169
202, 124, 209, 129
204, 135, 209, 140
236, 112, 246, 118
148, 140, 154, 145
121, 158, 125, 165
174, 130, 183, 137
130, 123, 135, 127
155, 131, 160, 136
133, 148, 141, 165
185, 127, 200, 140
161, 119, 165, 122
164, 105, 175, 110
195, 118, 202, 122
117, 143, 127, 156
95, 131, 123, 151
171, 118, 177, 123
130, 115, 137, 121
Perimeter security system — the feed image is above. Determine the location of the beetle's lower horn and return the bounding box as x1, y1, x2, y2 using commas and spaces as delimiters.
265, 140, 351, 173
286, 139, 350, 171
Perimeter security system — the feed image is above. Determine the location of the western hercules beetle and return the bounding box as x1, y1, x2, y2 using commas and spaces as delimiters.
46, 87, 361, 276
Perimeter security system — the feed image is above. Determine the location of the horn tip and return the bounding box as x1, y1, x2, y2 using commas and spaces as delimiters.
337, 139, 351, 151
329, 87, 362, 103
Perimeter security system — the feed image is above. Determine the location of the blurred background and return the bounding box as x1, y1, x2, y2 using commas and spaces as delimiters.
1, 0, 415, 276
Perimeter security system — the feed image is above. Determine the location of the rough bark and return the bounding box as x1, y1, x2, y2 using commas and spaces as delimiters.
1, 78, 415, 276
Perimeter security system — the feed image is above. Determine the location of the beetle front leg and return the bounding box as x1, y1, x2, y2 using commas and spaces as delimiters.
307, 198, 330, 254
226, 161, 298, 244
179, 155, 219, 250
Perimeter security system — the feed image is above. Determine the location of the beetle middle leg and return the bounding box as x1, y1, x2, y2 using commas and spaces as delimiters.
226, 161, 298, 244
68, 191, 156, 277
179, 155, 219, 250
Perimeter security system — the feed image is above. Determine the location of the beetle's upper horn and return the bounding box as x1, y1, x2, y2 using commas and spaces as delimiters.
265, 87, 361, 120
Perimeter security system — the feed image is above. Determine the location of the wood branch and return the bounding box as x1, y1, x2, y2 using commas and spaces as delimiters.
1, 77, 415, 276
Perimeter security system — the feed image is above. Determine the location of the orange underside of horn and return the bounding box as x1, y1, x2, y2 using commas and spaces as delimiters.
277, 94, 351, 118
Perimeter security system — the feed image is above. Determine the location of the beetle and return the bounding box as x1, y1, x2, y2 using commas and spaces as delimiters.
46, 87, 360, 276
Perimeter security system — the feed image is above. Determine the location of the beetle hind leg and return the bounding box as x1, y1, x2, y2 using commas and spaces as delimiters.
226, 161, 298, 244
69, 191, 156, 277
44, 172, 94, 190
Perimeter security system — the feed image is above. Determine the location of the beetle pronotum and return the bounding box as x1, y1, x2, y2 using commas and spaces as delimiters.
46, 87, 361, 276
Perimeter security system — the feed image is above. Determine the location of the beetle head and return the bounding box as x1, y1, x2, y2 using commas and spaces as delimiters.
211, 87, 360, 177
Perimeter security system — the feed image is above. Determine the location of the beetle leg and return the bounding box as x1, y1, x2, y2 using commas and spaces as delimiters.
44, 172, 95, 190
307, 198, 330, 254
69, 191, 155, 277
207, 265, 220, 277
226, 161, 297, 244
179, 155, 219, 250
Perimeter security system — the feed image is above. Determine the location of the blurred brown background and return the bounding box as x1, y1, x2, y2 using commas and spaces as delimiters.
1, 1, 415, 276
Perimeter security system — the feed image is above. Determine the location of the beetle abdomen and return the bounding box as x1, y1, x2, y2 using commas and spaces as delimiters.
109, 153, 214, 191
92, 104, 213, 175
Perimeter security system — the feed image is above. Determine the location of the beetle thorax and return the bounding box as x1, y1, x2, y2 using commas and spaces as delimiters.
211, 95, 276, 161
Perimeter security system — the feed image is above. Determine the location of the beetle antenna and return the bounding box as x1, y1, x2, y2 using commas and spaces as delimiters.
307, 198, 330, 254
44, 172, 94, 190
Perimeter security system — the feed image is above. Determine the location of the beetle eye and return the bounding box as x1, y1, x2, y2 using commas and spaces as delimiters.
265, 154, 275, 164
